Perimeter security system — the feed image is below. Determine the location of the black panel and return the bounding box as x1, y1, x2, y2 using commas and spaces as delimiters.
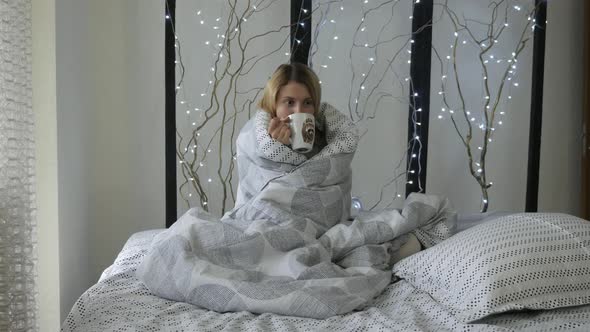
525, 0, 547, 212
406, 0, 433, 196
290, 0, 312, 64
165, 0, 177, 227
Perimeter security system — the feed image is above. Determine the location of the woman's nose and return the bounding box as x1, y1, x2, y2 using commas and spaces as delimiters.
293, 103, 303, 113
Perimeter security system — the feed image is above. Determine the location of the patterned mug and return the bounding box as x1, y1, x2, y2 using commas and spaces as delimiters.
288, 113, 315, 153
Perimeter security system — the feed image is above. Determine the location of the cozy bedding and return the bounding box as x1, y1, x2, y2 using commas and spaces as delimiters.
62, 212, 590, 332
136, 104, 456, 319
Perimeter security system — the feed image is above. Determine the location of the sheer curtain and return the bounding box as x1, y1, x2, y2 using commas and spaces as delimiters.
0, 0, 38, 331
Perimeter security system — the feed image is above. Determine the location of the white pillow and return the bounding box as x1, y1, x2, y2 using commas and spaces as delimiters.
393, 213, 590, 323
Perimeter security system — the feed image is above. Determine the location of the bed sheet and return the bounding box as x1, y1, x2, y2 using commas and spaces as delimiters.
62, 217, 590, 332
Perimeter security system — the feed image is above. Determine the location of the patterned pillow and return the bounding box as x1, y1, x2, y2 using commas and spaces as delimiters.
392, 213, 590, 323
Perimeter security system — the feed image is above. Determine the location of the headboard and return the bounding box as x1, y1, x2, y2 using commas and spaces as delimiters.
163, 0, 547, 227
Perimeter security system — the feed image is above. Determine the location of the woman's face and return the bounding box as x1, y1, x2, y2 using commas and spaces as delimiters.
275, 81, 315, 119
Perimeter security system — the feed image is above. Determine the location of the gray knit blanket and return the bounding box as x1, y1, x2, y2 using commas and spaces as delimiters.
137, 103, 456, 318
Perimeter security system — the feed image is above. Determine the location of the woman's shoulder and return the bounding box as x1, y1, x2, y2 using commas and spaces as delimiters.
317, 102, 347, 118
315, 102, 354, 127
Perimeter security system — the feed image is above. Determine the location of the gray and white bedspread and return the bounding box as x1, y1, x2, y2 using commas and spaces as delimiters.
61, 228, 590, 332
136, 103, 456, 318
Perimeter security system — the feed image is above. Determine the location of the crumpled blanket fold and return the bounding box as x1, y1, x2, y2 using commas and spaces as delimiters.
137, 103, 456, 319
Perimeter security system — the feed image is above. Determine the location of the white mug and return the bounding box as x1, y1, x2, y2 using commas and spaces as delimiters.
288, 113, 315, 153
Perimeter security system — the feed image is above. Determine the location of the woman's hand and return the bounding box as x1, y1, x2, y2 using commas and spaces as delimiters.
268, 117, 291, 145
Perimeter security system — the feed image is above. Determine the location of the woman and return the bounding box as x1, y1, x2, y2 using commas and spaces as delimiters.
258, 62, 327, 159
229, 62, 358, 221
228, 63, 359, 223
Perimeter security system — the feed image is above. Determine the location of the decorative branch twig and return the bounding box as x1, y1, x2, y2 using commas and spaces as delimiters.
433, 0, 535, 212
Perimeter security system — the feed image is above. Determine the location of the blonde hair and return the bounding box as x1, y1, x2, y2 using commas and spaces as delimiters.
258, 63, 321, 117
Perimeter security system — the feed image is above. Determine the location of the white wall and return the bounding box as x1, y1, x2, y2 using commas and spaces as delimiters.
55, 0, 93, 320
35, 0, 165, 325
33, 0, 60, 330
84, 0, 165, 288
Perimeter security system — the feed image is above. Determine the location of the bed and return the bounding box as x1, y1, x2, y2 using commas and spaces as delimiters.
61, 211, 590, 331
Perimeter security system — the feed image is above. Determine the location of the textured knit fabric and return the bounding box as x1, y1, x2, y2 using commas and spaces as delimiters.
0, 1, 37, 331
